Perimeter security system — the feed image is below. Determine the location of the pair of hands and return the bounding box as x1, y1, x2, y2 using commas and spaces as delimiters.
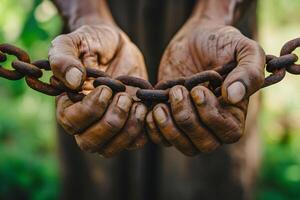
50, 19, 265, 157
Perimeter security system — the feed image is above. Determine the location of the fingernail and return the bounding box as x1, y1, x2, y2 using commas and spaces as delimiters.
147, 120, 155, 130
170, 87, 183, 103
135, 104, 147, 120
117, 95, 132, 112
98, 87, 112, 103
66, 68, 82, 88
146, 114, 156, 129
191, 88, 205, 106
154, 107, 167, 124
227, 81, 246, 104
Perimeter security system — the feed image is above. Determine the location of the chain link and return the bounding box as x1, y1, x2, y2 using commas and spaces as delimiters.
0, 38, 299, 105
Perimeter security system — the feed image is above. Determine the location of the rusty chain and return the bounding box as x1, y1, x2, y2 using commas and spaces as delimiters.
0, 38, 299, 105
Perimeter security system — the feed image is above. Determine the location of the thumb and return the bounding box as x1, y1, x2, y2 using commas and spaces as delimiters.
49, 34, 86, 90
222, 38, 265, 104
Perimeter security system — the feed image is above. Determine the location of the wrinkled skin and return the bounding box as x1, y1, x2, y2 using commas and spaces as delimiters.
49, 24, 148, 157
146, 21, 266, 156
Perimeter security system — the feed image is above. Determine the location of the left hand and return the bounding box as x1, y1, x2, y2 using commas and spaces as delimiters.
50, 24, 148, 157
146, 20, 265, 156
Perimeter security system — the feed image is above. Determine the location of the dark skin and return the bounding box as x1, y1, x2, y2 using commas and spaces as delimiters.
51, 0, 265, 157
51, 0, 148, 157
147, 0, 265, 156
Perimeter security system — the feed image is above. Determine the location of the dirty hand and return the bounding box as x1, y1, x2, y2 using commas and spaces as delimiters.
49, 24, 148, 157
146, 21, 265, 156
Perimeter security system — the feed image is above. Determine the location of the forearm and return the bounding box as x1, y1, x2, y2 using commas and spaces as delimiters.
191, 0, 253, 25
53, 0, 114, 30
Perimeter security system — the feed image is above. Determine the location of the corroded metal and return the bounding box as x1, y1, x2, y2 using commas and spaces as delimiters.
0, 38, 299, 104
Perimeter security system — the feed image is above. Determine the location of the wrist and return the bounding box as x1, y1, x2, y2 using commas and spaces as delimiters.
190, 0, 247, 26
70, 14, 114, 30
56, 0, 115, 31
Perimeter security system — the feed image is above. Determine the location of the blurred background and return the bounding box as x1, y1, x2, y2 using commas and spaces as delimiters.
0, 0, 300, 199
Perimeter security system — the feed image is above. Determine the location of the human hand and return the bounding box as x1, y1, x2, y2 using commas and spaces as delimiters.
50, 23, 148, 157
146, 21, 265, 156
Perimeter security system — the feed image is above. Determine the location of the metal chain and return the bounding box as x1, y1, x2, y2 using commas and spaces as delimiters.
0, 38, 299, 105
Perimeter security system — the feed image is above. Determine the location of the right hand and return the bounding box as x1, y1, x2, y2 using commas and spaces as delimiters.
49, 24, 148, 157
146, 22, 265, 156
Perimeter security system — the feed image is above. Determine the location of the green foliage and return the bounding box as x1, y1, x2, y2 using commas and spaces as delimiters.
0, 0, 62, 199
256, 1, 300, 199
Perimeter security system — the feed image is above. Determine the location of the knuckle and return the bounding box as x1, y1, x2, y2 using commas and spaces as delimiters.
78, 25, 90, 31
56, 112, 76, 135
242, 38, 266, 60
220, 127, 243, 144
147, 132, 161, 144
174, 111, 194, 128
97, 99, 110, 111
51, 34, 68, 45
112, 94, 132, 113
196, 140, 220, 153
166, 131, 183, 142
57, 117, 72, 133
103, 116, 124, 132
221, 25, 240, 33
75, 135, 98, 153
126, 126, 141, 140
204, 112, 220, 125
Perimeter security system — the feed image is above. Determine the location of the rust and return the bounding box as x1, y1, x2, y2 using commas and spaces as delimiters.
32, 60, 51, 70
279, 38, 300, 74
87, 67, 110, 78
0, 51, 6, 62
12, 60, 43, 78
136, 89, 169, 102
0, 44, 31, 80
93, 77, 126, 93
67, 92, 85, 102
266, 54, 298, 72
0, 38, 300, 104
25, 76, 62, 96
155, 77, 186, 90
262, 69, 286, 88
0, 44, 30, 63
116, 75, 153, 89
185, 70, 223, 90
50, 76, 67, 91
0, 67, 23, 80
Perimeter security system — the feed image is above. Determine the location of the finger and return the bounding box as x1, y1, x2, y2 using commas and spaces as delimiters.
126, 133, 148, 151
169, 85, 220, 153
56, 94, 75, 134
99, 103, 147, 157
153, 104, 198, 156
57, 86, 113, 135
79, 25, 120, 65
146, 111, 171, 146
222, 37, 265, 104
75, 93, 132, 152
191, 86, 246, 143
49, 34, 86, 90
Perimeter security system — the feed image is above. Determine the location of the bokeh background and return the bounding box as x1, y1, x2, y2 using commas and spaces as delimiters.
0, 0, 300, 199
